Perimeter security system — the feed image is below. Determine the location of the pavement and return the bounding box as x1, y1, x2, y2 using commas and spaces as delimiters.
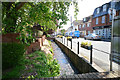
56, 37, 120, 72
101, 39, 111, 42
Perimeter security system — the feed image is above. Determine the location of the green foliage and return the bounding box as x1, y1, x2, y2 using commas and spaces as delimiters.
46, 34, 51, 37
48, 40, 51, 45
61, 29, 65, 36
2, 43, 25, 70
24, 51, 60, 78
2, 65, 25, 79
2, 2, 79, 44
3, 50, 60, 79
49, 48, 53, 53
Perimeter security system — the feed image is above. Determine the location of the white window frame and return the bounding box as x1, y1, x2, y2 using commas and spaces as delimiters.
96, 18, 98, 24
84, 18, 86, 21
102, 16, 105, 23
109, 14, 112, 22
79, 25, 81, 28
97, 8, 100, 14
103, 5, 107, 12
88, 31, 90, 35
82, 24, 85, 28
87, 23, 90, 27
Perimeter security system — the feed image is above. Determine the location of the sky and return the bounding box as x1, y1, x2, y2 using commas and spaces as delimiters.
61, 0, 111, 30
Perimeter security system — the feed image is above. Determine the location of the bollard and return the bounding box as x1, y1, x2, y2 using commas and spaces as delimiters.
67, 39, 68, 46
78, 42, 79, 54
64, 37, 65, 44
71, 39, 72, 49
62, 37, 63, 43
90, 45, 93, 64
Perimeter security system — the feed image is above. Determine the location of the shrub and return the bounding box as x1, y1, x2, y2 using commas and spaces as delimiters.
2, 43, 25, 70
46, 34, 51, 37
49, 48, 53, 53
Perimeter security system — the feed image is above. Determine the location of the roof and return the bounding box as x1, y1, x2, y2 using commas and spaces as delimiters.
114, 1, 120, 11
83, 15, 92, 23
93, 1, 120, 18
93, 2, 111, 18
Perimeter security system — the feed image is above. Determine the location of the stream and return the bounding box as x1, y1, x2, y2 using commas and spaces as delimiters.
51, 41, 79, 76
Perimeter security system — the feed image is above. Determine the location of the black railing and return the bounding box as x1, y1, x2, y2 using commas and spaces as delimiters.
56, 37, 109, 65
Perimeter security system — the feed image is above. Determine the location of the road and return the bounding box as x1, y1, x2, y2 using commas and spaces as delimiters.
56, 37, 120, 72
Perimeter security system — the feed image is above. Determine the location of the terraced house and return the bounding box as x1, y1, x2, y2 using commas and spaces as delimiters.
92, 2, 112, 39
78, 15, 92, 37
92, 1, 120, 39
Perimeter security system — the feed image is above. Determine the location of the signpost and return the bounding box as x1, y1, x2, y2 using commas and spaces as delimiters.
109, 0, 120, 71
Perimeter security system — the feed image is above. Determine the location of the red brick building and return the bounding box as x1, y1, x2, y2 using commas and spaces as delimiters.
92, 1, 120, 39
78, 15, 93, 37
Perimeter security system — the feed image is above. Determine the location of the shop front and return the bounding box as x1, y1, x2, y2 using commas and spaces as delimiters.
93, 25, 111, 39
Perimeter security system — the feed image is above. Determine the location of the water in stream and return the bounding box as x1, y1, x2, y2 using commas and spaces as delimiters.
51, 41, 79, 76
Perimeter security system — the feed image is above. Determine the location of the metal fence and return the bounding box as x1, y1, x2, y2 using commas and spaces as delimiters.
55, 37, 113, 71
56, 37, 94, 65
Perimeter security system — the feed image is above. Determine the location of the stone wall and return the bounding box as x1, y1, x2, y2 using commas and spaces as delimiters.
55, 39, 98, 73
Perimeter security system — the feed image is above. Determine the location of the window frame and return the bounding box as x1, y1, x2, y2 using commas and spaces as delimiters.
88, 31, 90, 35
96, 18, 98, 24
82, 24, 85, 28
87, 23, 90, 27
103, 5, 107, 12
97, 8, 100, 14
102, 16, 105, 23
109, 14, 112, 22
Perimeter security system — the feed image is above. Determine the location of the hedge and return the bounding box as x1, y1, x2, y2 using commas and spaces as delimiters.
2, 43, 25, 70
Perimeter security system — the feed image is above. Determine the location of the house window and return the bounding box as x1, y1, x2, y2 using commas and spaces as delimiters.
88, 31, 90, 35
102, 16, 105, 23
103, 5, 107, 12
96, 18, 98, 24
83, 18, 86, 21
79, 25, 81, 28
109, 14, 112, 22
97, 8, 100, 14
82, 24, 85, 28
87, 23, 90, 27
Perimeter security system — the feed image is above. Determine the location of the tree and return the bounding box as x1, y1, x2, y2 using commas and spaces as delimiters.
2, 2, 79, 45
60, 29, 65, 36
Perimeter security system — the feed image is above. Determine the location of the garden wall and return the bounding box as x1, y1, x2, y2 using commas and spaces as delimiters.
2, 33, 20, 43
55, 39, 98, 73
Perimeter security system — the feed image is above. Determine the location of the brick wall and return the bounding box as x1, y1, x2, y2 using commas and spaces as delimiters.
55, 39, 98, 73
2, 33, 20, 43
78, 22, 93, 35
92, 14, 112, 27
26, 42, 41, 54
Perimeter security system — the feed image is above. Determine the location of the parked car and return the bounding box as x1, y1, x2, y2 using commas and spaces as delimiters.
84, 33, 101, 40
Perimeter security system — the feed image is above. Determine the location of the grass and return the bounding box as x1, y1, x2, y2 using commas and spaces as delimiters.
2, 51, 60, 79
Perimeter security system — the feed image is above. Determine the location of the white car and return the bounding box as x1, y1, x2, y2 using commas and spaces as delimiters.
84, 33, 101, 40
